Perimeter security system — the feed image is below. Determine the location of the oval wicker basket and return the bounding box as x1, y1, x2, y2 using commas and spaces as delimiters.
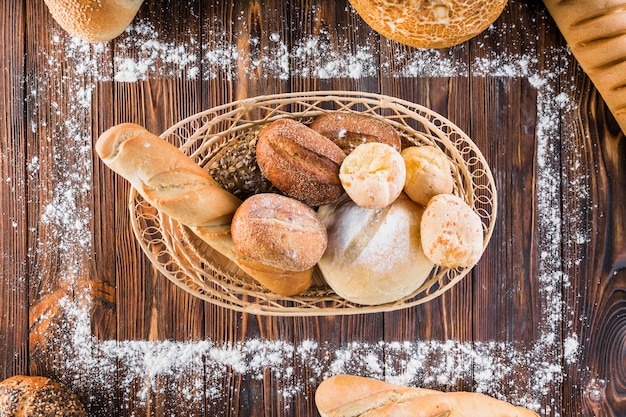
129, 91, 497, 316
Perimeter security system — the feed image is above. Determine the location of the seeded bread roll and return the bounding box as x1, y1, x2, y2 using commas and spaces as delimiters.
420, 194, 484, 268
315, 375, 539, 417
0, 376, 87, 417
543, 0, 626, 135
256, 119, 346, 207
44, 0, 144, 43
310, 112, 401, 154
348, 0, 508, 49
231, 193, 327, 295
318, 194, 433, 305
339, 142, 406, 209
402, 145, 454, 207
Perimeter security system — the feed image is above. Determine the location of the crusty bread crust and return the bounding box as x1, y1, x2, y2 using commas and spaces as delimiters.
44, 0, 144, 43
0, 376, 86, 417
543, 0, 626, 134
348, 0, 508, 49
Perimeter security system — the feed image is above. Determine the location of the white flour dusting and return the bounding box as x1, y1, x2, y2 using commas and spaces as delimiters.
21, 11, 590, 416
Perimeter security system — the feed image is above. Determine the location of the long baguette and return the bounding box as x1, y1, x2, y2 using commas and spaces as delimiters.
315, 375, 539, 417
96, 123, 313, 296
543, 0, 626, 134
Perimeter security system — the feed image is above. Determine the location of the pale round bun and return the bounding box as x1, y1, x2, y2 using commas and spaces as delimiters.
0, 375, 86, 417
340, 142, 406, 209
348, 0, 508, 49
420, 194, 484, 268
231, 193, 327, 273
44, 0, 144, 43
318, 194, 434, 305
402, 145, 454, 207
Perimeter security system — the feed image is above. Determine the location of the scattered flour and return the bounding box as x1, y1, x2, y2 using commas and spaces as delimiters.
21, 10, 590, 416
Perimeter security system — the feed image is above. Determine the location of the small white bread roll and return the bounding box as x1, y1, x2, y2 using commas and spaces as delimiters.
339, 142, 406, 209
44, 0, 144, 43
348, 0, 508, 49
421, 194, 484, 268
0, 376, 87, 416
402, 145, 454, 207
318, 194, 434, 305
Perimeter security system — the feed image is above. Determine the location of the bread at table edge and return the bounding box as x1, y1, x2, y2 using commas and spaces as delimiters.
95, 123, 314, 296
44, 0, 144, 43
0, 375, 87, 416
315, 374, 539, 417
543, 0, 626, 135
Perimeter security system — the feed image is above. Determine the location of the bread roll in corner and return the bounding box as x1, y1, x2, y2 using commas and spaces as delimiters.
318, 194, 433, 305
44, 0, 144, 43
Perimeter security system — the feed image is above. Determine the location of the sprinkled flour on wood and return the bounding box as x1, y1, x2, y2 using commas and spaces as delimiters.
19, 11, 590, 417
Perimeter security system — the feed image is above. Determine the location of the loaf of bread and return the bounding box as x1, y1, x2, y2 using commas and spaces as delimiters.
402, 145, 454, 207
339, 142, 406, 209
44, 0, 144, 43
315, 375, 539, 417
0, 375, 87, 417
348, 0, 508, 49
96, 123, 312, 296
310, 112, 401, 154
256, 119, 346, 207
317, 194, 433, 305
421, 194, 484, 268
230, 193, 327, 294
543, 0, 626, 135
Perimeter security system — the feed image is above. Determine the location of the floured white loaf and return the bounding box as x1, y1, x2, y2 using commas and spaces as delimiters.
318, 194, 433, 305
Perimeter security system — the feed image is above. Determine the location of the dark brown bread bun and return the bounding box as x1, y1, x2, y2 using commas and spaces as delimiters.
309, 112, 401, 154
256, 119, 346, 207
0, 375, 87, 417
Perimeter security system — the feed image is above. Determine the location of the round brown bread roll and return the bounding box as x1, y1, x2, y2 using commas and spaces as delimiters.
44, 0, 144, 43
231, 193, 328, 274
340, 142, 406, 209
256, 119, 346, 207
402, 145, 454, 207
348, 0, 508, 49
318, 194, 434, 305
0, 375, 87, 417
421, 193, 484, 268
309, 112, 401, 154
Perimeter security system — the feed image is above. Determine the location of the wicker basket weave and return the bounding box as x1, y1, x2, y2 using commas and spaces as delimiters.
128, 91, 497, 316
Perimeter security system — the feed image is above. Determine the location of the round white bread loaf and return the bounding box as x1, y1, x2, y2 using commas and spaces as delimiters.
402, 145, 454, 207
44, 0, 144, 43
318, 194, 434, 305
348, 0, 508, 49
0, 376, 87, 417
340, 142, 406, 209
420, 193, 484, 268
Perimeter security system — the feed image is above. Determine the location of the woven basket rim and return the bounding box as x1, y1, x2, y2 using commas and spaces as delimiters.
129, 91, 497, 316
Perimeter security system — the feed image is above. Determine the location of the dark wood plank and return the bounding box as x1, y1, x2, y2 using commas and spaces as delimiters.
0, 0, 28, 382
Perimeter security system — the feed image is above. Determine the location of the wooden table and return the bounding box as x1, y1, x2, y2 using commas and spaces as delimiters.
1, 1, 625, 416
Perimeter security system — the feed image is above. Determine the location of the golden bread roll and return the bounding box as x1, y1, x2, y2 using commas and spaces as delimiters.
543, 0, 626, 134
256, 119, 346, 207
310, 112, 401, 154
96, 123, 242, 232
44, 0, 144, 43
348, 0, 508, 49
96, 123, 313, 296
315, 375, 539, 417
402, 145, 454, 207
318, 194, 433, 305
231, 193, 327, 274
0, 375, 87, 417
339, 142, 406, 209
420, 193, 484, 268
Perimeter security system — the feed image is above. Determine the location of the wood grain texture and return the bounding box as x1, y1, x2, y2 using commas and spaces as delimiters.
1, 0, 625, 416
